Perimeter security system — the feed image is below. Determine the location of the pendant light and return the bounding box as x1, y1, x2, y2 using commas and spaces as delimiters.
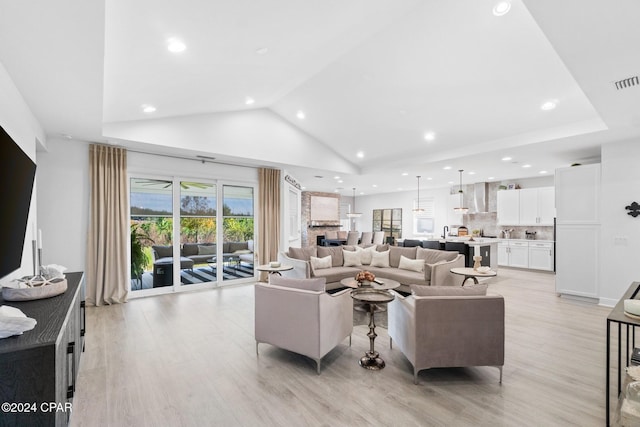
454, 169, 469, 214
413, 176, 424, 213
346, 187, 362, 218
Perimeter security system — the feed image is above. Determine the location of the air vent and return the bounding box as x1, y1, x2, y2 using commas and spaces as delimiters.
614, 75, 639, 90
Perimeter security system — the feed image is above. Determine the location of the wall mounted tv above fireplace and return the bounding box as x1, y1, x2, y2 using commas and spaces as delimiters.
0, 125, 37, 279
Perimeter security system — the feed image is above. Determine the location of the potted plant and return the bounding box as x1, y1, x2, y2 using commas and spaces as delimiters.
131, 224, 154, 289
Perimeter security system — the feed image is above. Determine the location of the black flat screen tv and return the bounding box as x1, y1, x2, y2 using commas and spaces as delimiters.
0, 124, 37, 279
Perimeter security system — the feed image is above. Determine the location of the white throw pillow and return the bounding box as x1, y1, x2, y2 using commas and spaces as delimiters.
370, 250, 390, 268
398, 255, 424, 273
360, 245, 377, 265
310, 255, 332, 270
343, 249, 362, 267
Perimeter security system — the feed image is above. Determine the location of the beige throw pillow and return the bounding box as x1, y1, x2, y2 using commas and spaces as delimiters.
310, 255, 332, 270
398, 255, 424, 273
343, 249, 362, 267
370, 250, 390, 268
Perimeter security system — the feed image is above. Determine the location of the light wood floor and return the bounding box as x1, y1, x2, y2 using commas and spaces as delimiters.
70, 268, 614, 427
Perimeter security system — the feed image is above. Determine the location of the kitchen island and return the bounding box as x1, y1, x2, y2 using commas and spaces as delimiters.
404, 237, 499, 270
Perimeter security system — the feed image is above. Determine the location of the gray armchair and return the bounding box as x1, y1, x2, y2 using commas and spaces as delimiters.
388, 285, 504, 384
255, 276, 353, 374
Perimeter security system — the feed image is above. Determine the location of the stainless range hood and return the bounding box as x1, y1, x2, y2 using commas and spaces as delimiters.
473, 182, 489, 213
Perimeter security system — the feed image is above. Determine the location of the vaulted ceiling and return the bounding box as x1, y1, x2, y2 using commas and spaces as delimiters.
1, 0, 639, 195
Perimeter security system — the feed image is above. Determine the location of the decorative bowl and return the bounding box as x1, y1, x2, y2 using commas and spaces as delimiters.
269, 261, 281, 268
477, 266, 491, 273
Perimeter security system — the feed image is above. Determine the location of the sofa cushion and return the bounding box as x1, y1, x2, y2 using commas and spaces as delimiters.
343, 249, 362, 267
398, 255, 424, 273
410, 284, 488, 296
389, 246, 417, 268
152, 245, 173, 258
416, 247, 458, 264
269, 275, 326, 292
311, 266, 361, 283
181, 243, 199, 257
317, 246, 344, 267
288, 246, 317, 261
198, 245, 217, 255
227, 242, 248, 253
310, 255, 332, 271
360, 245, 378, 265
370, 250, 390, 268
368, 267, 429, 287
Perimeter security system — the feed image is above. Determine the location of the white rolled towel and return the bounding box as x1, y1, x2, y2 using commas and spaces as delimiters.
625, 299, 640, 316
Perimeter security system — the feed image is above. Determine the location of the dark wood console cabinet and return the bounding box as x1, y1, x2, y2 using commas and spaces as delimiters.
0, 271, 85, 427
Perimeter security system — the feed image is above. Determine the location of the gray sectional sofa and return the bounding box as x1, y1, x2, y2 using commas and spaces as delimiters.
152, 240, 254, 267
278, 244, 465, 293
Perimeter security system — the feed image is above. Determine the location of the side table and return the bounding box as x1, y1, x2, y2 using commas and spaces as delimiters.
450, 267, 497, 286
351, 288, 395, 370
256, 264, 293, 276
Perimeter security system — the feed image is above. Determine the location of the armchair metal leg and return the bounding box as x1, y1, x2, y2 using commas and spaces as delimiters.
498, 366, 503, 384
256, 341, 259, 355
349, 334, 352, 347
390, 337, 393, 349
414, 369, 419, 385
316, 359, 321, 375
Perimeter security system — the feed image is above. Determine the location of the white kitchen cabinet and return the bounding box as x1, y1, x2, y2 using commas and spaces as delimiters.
528, 241, 554, 271
500, 187, 555, 226
555, 164, 600, 224
497, 190, 519, 225
497, 240, 529, 268
519, 187, 555, 226
555, 225, 599, 298
508, 241, 529, 268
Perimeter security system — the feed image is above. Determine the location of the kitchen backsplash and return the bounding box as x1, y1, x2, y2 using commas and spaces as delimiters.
463, 212, 554, 240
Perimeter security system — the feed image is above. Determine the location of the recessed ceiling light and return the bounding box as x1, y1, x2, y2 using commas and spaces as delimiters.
443, 166, 451, 170
357, 151, 364, 158
488, 176, 496, 180
539, 170, 548, 174
468, 171, 476, 175
337, 180, 343, 183
401, 172, 408, 176
426, 177, 433, 180
255, 47, 269, 55
167, 38, 186, 53
448, 181, 455, 185
372, 184, 377, 188
296, 110, 305, 119
493, 1, 511, 16
523, 164, 532, 168
359, 192, 365, 195
334, 176, 340, 180
245, 97, 255, 105
334, 189, 339, 193
424, 131, 436, 141
501, 156, 512, 161
142, 104, 156, 113
398, 187, 403, 191
541, 100, 557, 111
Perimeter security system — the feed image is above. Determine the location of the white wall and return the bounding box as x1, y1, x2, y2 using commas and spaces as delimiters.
600, 139, 640, 305
36, 139, 89, 272
0, 61, 45, 284
352, 187, 451, 239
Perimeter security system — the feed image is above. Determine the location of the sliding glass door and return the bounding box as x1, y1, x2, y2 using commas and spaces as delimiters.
221, 185, 255, 282
129, 176, 256, 293
179, 181, 217, 286
130, 178, 174, 291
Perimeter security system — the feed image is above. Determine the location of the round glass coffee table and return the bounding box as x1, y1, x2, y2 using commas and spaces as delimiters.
351, 288, 395, 370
